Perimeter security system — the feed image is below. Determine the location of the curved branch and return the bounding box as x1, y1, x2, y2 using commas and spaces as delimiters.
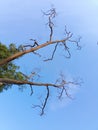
0, 38, 71, 66
40, 86, 50, 115
44, 43, 58, 61
33, 86, 50, 116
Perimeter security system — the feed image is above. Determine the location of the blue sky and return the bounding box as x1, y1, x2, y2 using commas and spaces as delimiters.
0, 0, 98, 130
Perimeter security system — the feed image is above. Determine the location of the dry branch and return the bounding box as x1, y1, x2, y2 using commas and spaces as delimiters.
0, 38, 73, 66
0, 78, 61, 88
0, 8, 81, 115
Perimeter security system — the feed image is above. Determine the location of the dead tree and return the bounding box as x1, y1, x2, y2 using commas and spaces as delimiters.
0, 8, 81, 115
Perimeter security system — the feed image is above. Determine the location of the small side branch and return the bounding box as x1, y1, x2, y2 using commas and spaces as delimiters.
43, 8, 56, 41
68, 37, 81, 50
40, 86, 50, 115
62, 42, 71, 58
32, 86, 50, 116
30, 85, 33, 96
25, 39, 39, 48
44, 43, 58, 61
58, 86, 73, 99
56, 73, 81, 100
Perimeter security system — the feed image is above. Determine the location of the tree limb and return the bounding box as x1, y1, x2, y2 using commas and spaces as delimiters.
32, 86, 50, 115
0, 38, 72, 66
0, 78, 62, 88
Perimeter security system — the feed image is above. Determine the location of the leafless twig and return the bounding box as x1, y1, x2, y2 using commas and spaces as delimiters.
22, 39, 39, 49
30, 85, 33, 96
56, 73, 81, 100
44, 43, 58, 61
43, 8, 56, 41
68, 37, 81, 50
32, 86, 50, 116
33, 51, 41, 57
58, 86, 72, 99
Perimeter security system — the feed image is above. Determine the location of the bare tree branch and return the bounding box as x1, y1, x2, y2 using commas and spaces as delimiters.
0, 78, 61, 88
30, 85, 33, 96
44, 43, 58, 61
58, 86, 72, 99
68, 37, 81, 50
0, 38, 74, 66
62, 42, 71, 58
43, 8, 56, 41
33, 86, 50, 116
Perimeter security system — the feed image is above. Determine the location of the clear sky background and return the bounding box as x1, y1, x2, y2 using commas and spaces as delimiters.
0, 0, 98, 130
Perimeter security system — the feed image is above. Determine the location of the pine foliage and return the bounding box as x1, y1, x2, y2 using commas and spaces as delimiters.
0, 43, 25, 92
